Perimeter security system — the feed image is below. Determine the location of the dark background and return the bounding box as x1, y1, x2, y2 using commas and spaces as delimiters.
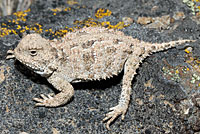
0, 0, 200, 133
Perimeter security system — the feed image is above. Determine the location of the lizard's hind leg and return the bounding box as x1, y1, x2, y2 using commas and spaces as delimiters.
103, 55, 141, 130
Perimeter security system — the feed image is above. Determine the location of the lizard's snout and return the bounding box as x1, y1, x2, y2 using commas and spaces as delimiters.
6, 50, 15, 59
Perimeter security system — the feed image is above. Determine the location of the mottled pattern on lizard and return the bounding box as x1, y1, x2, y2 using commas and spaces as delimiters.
6, 26, 195, 130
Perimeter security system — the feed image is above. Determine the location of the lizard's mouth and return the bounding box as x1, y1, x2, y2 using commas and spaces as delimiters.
6, 50, 15, 59
23, 62, 44, 72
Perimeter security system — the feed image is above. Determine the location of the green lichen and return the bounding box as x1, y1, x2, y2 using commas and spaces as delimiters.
191, 73, 200, 83
183, 0, 200, 15
162, 67, 181, 82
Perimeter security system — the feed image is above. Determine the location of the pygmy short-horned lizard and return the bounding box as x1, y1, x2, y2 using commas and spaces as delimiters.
6, 26, 195, 130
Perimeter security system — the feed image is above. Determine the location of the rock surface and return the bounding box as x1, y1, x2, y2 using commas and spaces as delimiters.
0, 0, 200, 133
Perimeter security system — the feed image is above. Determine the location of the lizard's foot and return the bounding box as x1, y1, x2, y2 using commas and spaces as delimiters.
103, 104, 128, 130
33, 93, 56, 107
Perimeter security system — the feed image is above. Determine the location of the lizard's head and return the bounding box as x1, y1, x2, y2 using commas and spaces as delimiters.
6, 34, 58, 76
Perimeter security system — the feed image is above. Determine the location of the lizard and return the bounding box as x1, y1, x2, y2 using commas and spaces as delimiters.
6, 26, 195, 130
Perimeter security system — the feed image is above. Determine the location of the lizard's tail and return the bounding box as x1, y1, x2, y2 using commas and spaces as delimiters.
143, 39, 195, 56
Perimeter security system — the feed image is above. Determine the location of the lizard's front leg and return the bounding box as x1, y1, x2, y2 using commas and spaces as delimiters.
33, 73, 74, 107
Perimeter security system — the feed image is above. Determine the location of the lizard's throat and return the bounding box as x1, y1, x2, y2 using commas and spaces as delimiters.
34, 70, 52, 77
18, 59, 45, 72
33, 65, 55, 77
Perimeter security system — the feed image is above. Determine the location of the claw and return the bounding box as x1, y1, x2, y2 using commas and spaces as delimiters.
33, 97, 44, 103
35, 102, 45, 106
121, 113, 125, 120
47, 94, 53, 99
40, 94, 49, 100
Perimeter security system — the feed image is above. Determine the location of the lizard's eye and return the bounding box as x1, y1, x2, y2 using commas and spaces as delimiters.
30, 50, 37, 56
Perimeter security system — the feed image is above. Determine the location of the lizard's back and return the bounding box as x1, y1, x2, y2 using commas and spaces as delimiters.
53, 27, 138, 81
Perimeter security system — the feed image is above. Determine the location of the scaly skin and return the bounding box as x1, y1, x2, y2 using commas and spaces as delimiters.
6, 26, 195, 130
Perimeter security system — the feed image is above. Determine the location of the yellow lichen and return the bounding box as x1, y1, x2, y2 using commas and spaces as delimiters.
1, 7, 130, 38
64, 7, 71, 11
95, 8, 112, 19
51, 9, 59, 12
185, 48, 191, 53
175, 69, 179, 74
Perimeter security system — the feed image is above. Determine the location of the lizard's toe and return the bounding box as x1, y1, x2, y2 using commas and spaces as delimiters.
103, 105, 128, 130
33, 94, 54, 107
